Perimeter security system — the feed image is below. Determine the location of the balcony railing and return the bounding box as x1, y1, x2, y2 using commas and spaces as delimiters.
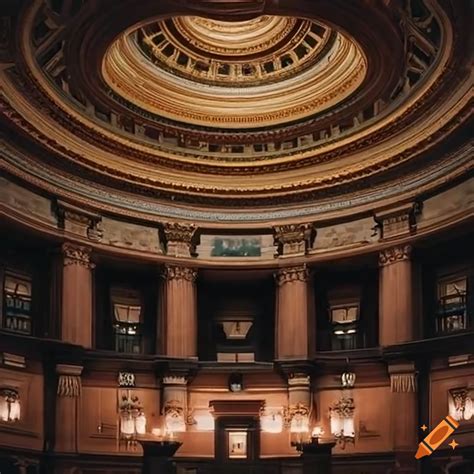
3, 313, 31, 335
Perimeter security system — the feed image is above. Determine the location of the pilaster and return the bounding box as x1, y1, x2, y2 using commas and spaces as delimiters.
61, 242, 94, 347
275, 265, 310, 359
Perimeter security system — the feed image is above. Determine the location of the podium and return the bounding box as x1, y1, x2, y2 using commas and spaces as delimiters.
138, 440, 182, 474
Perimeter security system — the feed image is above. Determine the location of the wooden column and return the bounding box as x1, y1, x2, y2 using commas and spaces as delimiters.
275, 265, 309, 359
389, 363, 418, 474
55, 364, 83, 453
61, 243, 94, 348
163, 265, 197, 358
379, 245, 414, 346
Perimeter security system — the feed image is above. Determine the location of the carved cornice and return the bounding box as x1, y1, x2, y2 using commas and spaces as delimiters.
163, 265, 197, 282
275, 265, 309, 286
61, 242, 94, 269
379, 245, 412, 267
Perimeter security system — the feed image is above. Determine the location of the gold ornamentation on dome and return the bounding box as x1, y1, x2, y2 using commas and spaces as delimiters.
103, 15, 367, 128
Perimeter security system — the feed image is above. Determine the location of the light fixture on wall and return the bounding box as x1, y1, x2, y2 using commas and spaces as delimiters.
0, 388, 20, 422
449, 387, 473, 422
119, 391, 146, 443
330, 372, 356, 449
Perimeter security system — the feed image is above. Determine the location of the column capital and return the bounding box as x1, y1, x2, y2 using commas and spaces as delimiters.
163, 264, 197, 282
61, 242, 94, 269
56, 364, 83, 398
379, 245, 412, 267
273, 223, 316, 257
388, 363, 417, 393
275, 265, 309, 286
163, 222, 196, 257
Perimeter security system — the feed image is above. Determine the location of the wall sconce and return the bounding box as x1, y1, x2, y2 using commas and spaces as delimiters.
330, 372, 356, 449
119, 392, 146, 442
0, 389, 20, 423
449, 388, 473, 422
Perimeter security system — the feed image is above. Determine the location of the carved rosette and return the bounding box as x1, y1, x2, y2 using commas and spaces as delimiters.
163, 265, 197, 282
163, 222, 196, 257
273, 223, 316, 256
379, 245, 412, 267
61, 242, 95, 269
56, 364, 83, 398
275, 265, 309, 286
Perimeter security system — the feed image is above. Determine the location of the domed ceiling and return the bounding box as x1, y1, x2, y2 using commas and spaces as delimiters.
0, 0, 471, 224
103, 15, 366, 128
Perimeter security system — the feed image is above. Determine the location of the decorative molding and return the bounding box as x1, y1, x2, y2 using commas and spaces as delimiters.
389, 363, 417, 393
61, 242, 95, 269
2, 353, 26, 369
162, 376, 187, 386
118, 372, 136, 388
163, 265, 197, 282
56, 200, 103, 242
163, 222, 196, 257
275, 265, 309, 286
56, 364, 83, 398
379, 245, 412, 267
375, 202, 421, 240
273, 223, 316, 257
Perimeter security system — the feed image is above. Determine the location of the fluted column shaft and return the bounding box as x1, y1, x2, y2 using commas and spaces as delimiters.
163, 265, 197, 358
61, 243, 94, 348
55, 364, 83, 453
379, 245, 414, 346
275, 266, 309, 359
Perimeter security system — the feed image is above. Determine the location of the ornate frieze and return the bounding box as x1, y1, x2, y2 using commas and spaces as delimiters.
163, 222, 196, 257
375, 202, 421, 240
379, 245, 412, 267
275, 265, 309, 286
56, 200, 103, 242
61, 242, 94, 269
56, 364, 83, 398
273, 223, 316, 257
163, 265, 197, 282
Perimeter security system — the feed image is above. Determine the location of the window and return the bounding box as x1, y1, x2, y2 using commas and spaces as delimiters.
111, 288, 142, 353
3, 273, 32, 335
436, 275, 467, 333
330, 301, 359, 350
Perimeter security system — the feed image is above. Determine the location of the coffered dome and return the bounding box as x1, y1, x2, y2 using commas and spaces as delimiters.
103, 15, 365, 128
0, 0, 471, 225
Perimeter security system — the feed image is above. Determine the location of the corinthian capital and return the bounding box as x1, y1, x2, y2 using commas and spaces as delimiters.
163, 265, 197, 282
275, 265, 309, 286
61, 242, 94, 269
163, 222, 196, 257
379, 245, 412, 267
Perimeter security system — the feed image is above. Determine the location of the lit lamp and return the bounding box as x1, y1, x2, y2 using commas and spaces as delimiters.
330, 372, 356, 449
119, 392, 147, 443
0, 389, 20, 423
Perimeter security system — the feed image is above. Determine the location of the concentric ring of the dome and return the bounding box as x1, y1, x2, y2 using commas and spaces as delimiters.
103, 15, 367, 129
